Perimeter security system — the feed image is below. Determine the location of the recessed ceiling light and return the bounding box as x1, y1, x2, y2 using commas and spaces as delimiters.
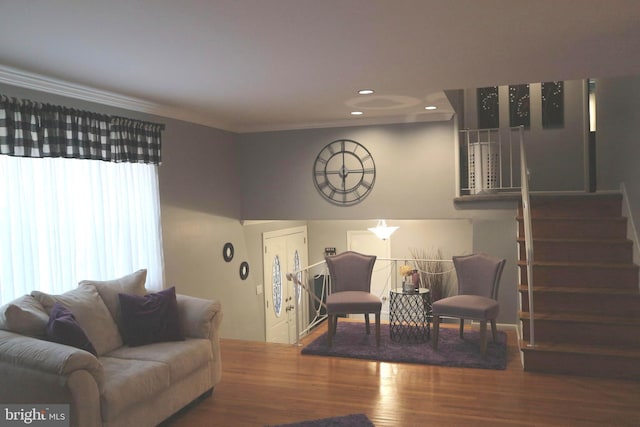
425, 105, 437, 110
351, 111, 364, 115
358, 89, 374, 95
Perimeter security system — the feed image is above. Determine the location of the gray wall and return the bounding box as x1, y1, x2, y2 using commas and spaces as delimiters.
596, 75, 640, 249
464, 79, 588, 191
237, 121, 462, 220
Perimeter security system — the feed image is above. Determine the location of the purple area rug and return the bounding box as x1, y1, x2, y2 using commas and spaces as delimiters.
301, 322, 507, 370
266, 413, 374, 427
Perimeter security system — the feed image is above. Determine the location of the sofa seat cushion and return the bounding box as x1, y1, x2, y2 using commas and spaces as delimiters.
32, 285, 123, 356
105, 338, 211, 383
99, 356, 170, 422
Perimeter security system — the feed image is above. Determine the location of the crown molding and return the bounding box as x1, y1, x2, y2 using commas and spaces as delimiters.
0, 65, 233, 131
236, 112, 455, 133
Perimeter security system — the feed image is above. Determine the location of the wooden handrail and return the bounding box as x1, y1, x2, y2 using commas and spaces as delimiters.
518, 125, 536, 347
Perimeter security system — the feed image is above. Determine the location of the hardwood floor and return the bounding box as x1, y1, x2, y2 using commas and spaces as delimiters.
164, 322, 640, 427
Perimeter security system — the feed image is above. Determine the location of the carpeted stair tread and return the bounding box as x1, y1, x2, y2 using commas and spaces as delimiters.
519, 339, 640, 358
516, 236, 632, 244
518, 285, 640, 295
517, 260, 638, 269
519, 311, 640, 325
516, 215, 626, 221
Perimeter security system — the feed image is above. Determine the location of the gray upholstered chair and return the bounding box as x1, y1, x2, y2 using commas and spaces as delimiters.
432, 253, 506, 356
324, 251, 381, 347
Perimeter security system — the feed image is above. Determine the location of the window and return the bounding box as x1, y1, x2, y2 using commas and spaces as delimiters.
0, 94, 164, 304
0, 156, 163, 303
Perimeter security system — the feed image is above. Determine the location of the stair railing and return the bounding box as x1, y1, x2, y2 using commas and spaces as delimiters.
518, 125, 536, 347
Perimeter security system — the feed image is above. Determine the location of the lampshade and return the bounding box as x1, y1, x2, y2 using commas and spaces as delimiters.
368, 219, 398, 240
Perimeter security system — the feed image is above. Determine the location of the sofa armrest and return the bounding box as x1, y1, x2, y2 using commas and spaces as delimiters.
0, 330, 104, 427
176, 294, 223, 386
0, 330, 104, 387
176, 294, 222, 339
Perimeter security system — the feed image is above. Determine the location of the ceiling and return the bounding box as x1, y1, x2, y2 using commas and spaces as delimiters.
1, 0, 640, 133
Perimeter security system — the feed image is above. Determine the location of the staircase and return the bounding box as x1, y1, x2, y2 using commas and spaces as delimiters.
517, 193, 640, 379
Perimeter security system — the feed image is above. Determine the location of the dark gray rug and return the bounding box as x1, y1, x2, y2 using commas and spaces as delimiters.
301, 322, 507, 370
266, 413, 374, 427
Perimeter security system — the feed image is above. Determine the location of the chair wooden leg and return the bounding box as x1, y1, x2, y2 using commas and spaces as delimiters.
479, 320, 488, 356
333, 315, 338, 336
375, 312, 380, 347
432, 315, 440, 350
491, 319, 498, 342
364, 313, 371, 335
327, 315, 334, 347
459, 318, 465, 338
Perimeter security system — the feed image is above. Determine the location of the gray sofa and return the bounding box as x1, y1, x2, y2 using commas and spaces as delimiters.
0, 269, 222, 427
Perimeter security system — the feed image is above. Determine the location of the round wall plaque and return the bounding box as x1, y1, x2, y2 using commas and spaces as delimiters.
223, 242, 234, 262
239, 261, 250, 280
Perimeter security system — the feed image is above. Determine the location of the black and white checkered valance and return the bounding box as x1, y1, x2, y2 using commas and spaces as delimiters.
0, 95, 164, 165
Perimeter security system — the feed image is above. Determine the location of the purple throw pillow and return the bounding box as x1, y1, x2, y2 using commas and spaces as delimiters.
46, 303, 97, 356
118, 287, 184, 346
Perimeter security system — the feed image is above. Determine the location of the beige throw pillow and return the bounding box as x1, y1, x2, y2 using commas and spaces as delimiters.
32, 285, 123, 356
0, 295, 49, 337
79, 269, 147, 334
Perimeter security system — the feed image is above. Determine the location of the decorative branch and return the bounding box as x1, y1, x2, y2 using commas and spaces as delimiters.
409, 247, 447, 302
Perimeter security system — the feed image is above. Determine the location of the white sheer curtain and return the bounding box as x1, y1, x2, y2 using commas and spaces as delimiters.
0, 155, 163, 304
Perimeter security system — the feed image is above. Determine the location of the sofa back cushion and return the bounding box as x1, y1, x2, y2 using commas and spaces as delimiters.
0, 295, 49, 337
32, 285, 122, 356
79, 269, 147, 335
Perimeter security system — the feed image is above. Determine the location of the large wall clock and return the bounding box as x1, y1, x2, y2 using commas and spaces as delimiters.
312, 139, 376, 206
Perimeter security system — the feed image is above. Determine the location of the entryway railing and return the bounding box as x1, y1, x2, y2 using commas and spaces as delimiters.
286, 257, 455, 345
459, 127, 525, 195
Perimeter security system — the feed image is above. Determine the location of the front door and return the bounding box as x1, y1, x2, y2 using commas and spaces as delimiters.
263, 226, 309, 344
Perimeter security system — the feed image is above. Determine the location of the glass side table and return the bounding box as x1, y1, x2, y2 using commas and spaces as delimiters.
389, 287, 432, 343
